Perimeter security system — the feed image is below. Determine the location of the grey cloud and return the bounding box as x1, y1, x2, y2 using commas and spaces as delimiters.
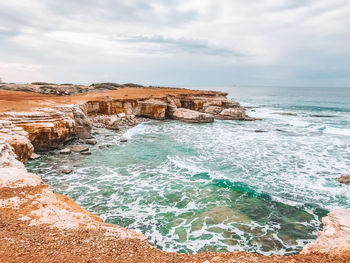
114, 35, 247, 57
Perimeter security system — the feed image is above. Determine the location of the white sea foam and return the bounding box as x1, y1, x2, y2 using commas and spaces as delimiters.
323, 126, 350, 136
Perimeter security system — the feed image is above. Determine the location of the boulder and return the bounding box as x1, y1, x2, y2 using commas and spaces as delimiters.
171, 108, 214, 123
60, 148, 72, 154
338, 174, 350, 184
85, 139, 97, 145
30, 153, 41, 160
217, 108, 254, 121
120, 137, 128, 143
61, 168, 73, 174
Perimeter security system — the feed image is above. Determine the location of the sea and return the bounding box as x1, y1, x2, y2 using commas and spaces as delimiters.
26, 86, 350, 255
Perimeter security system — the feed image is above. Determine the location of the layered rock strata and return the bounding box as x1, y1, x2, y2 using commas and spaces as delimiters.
0, 88, 255, 150
0, 120, 33, 162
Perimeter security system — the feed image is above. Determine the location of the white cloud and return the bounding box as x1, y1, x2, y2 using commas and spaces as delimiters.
0, 0, 349, 86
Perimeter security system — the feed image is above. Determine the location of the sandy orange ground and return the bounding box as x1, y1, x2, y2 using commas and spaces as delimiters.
0, 87, 222, 112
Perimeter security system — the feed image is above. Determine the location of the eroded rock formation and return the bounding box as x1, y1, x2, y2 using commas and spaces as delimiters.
302, 209, 350, 257
0, 120, 33, 162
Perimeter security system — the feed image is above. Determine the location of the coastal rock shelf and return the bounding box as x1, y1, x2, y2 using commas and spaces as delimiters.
0, 85, 350, 262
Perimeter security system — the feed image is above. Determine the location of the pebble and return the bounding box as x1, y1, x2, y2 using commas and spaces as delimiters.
61, 168, 73, 174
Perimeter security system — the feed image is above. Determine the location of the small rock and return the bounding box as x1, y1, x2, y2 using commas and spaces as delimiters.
106, 144, 112, 148
30, 153, 41, 160
120, 137, 128, 142
61, 168, 73, 174
60, 148, 72, 154
98, 145, 105, 149
67, 145, 89, 152
338, 174, 350, 184
273, 112, 298, 116
81, 151, 92, 155
255, 130, 267, 133
85, 139, 97, 145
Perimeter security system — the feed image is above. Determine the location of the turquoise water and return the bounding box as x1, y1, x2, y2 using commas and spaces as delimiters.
27, 86, 350, 255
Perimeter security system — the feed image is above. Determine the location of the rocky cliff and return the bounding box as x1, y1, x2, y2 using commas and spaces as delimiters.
0, 86, 255, 150
0, 85, 349, 262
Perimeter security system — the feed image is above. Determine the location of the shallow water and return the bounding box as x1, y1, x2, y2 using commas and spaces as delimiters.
27, 86, 350, 255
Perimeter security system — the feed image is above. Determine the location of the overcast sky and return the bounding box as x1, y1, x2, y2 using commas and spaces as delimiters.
1, 0, 350, 87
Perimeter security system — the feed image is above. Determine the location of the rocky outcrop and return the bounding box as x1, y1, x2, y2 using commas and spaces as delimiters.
170, 108, 214, 123
85, 99, 138, 115
217, 108, 254, 121
55, 105, 92, 139
83, 93, 254, 122
0, 110, 76, 150
0, 105, 92, 151
0, 120, 33, 162
302, 209, 350, 257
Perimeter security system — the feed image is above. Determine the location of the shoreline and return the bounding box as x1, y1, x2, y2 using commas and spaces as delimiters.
1, 84, 350, 262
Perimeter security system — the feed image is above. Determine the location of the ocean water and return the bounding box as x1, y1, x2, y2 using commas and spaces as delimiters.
26, 86, 350, 255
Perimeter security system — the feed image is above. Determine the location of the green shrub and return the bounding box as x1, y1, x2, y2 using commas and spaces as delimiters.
122, 83, 143, 87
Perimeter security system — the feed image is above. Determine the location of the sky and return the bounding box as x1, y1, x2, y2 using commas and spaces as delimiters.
0, 0, 350, 87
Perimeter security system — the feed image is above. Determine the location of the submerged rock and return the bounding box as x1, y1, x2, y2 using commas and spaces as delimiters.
255, 130, 267, 133
338, 174, 350, 184
61, 168, 73, 174
67, 145, 89, 153
85, 139, 97, 145
273, 112, 298, 116
120, 137, 128, 143
81, 151, 91, 155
